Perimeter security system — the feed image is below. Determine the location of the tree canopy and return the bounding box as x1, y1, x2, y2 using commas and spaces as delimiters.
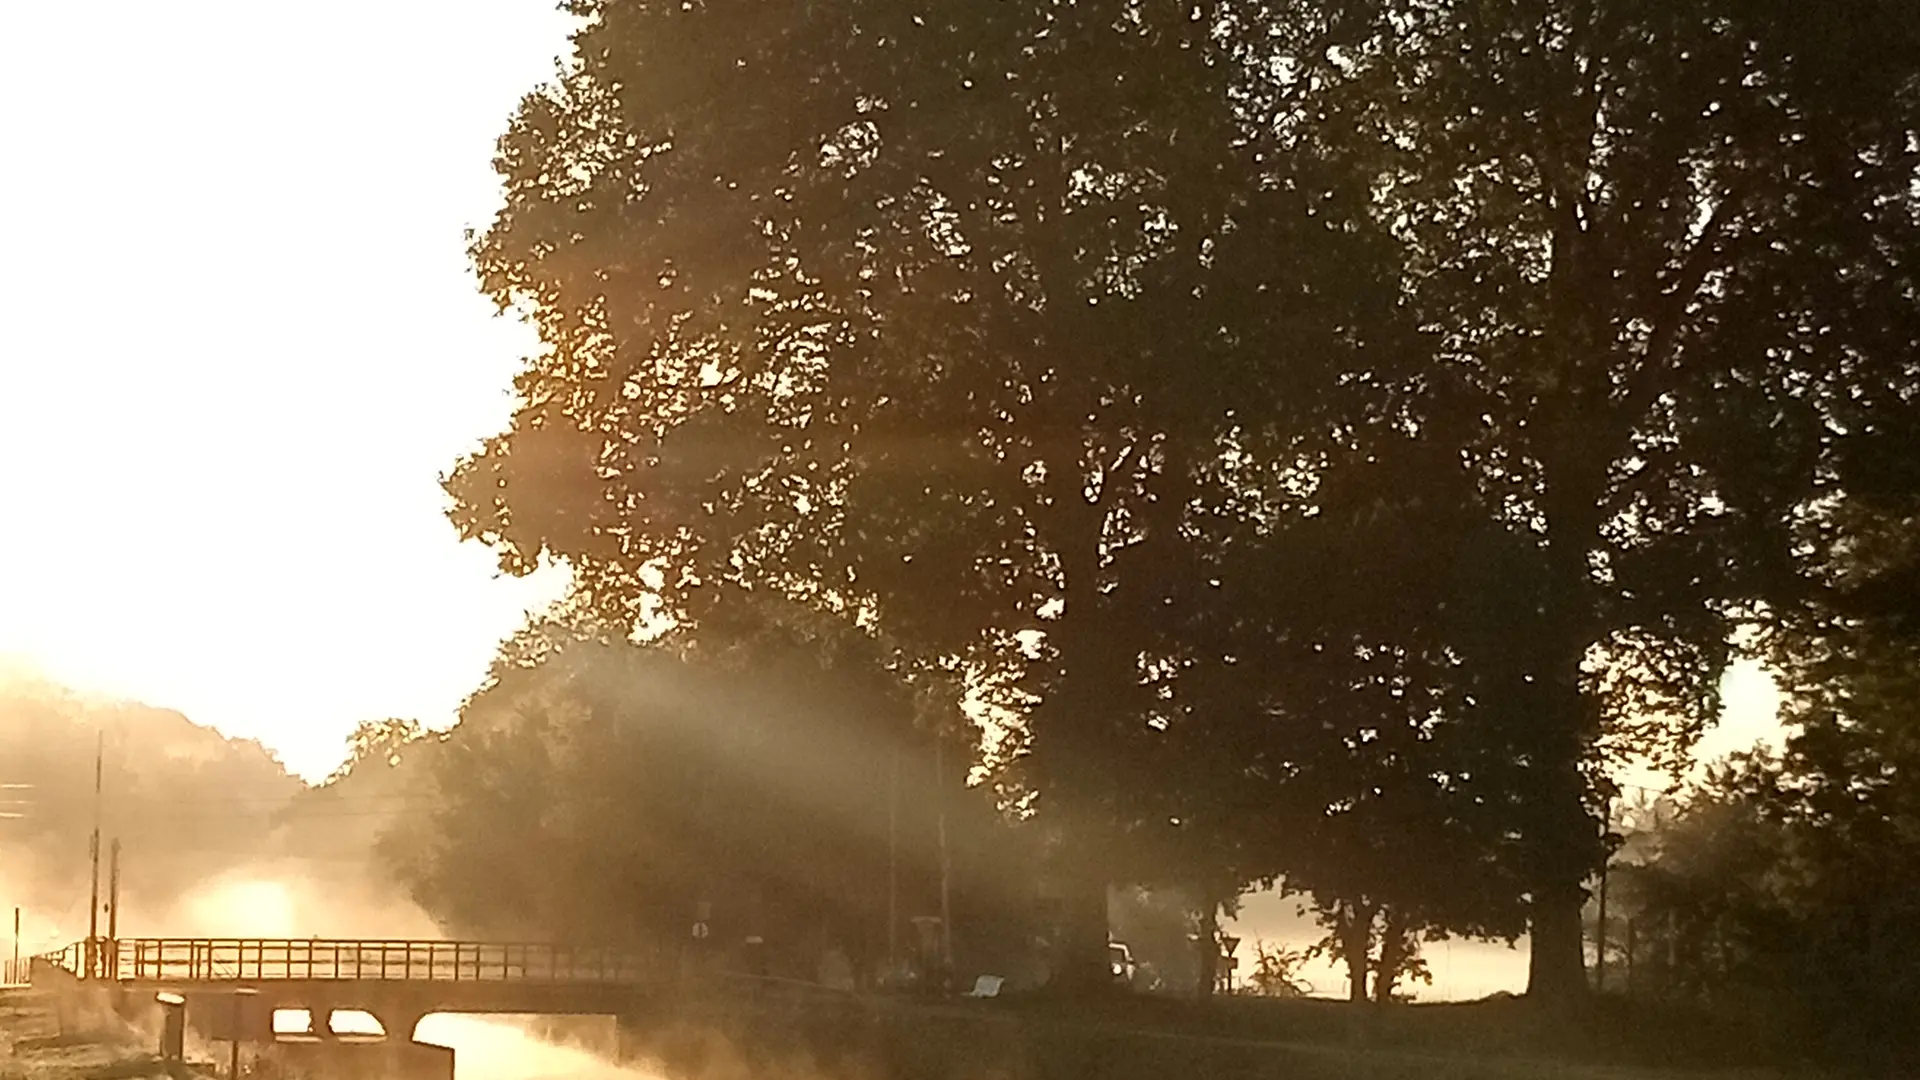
1221, 0, 1920, 993
447, 0, 1920, 998
381, 607, 1028, 984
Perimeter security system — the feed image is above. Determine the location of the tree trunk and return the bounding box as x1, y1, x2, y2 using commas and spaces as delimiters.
1196, 893, 1219, 1000
1051, 867, 1112, 995
1523, 704, 1599, 1003
1342, 902, 1375, 1004
1526, 877, 1589, 1001
1372, 909, 1406, 1005
1515, 593, 1602, 1005
1030, 496, 1127, 998
1594, 835, 1610, 993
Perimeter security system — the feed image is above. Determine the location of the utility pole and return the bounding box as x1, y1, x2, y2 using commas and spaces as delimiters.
1594, 795, 1613, 992
933, 733, 953, 979
887, 745, 900, 981
4, 785, 35, 985
1594, 856, 1610, 992
86, 732, 102, 980
107, 838, 122, 980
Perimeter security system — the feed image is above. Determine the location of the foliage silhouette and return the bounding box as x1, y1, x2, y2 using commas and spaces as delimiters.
446, 0, 1408, 989
382, 605, 1032, 984
1238, 0, 1920, 997
445, 0, 1920, 1001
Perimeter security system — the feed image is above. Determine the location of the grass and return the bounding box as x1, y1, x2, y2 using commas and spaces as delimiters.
6, 982, 1820, 1080
0, 988, 188, 1080
978, 989, 1790, 1068
661, 989, 1816, 1080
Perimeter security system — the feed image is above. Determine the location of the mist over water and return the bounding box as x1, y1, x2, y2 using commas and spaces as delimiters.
0, 680, 665, 1079
416, 1015, 664, 1080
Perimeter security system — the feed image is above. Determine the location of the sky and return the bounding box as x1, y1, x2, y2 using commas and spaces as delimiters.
0, 1, 575, 780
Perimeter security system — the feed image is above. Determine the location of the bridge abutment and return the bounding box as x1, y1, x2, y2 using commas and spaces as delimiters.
377, 1004, 428, 1044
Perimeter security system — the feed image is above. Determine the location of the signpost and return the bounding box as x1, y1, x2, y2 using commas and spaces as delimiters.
1219, 935, 1242, 994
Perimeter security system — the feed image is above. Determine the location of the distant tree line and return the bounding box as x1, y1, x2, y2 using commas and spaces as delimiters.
0, 676, 304, 931
422, 0, 1919, 1028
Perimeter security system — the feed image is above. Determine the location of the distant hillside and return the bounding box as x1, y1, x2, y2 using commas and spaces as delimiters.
0, 673, 413, 948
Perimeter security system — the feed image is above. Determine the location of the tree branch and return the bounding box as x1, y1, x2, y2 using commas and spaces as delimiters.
1617, 183, 1750, 423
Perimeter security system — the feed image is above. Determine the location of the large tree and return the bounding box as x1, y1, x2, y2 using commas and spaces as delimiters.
446, 0, 1920, 1001
447, 0, 1405, 989
1245, 0, 1920, 996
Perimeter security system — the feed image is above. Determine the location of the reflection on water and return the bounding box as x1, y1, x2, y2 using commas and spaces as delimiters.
414, 1015, 664, 1080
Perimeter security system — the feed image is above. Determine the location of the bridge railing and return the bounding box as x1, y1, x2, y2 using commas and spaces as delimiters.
47, 939, 660, 985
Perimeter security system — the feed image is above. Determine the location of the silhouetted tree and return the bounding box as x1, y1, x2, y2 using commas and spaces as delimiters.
384, 605, 1024, 983
1249, 0, 1920, 998
444, 0, 1405, 990
1242, 940, 1310, 998
328, 718, 427, 784
444, 0, 1919, 1001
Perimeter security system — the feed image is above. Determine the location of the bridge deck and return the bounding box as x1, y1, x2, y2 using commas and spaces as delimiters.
46, 938, 660, 985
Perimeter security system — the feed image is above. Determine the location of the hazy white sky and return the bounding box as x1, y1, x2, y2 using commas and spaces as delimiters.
0, 1, 574, 780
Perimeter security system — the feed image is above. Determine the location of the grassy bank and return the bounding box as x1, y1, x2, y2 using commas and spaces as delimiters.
984, 992, 1787, 1072
647, 990, 1811, 1080
0, 987, 197, 1080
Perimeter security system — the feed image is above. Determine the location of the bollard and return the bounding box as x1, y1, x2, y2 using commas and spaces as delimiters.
229, 988, 259, 1080
156, 993, 186, 1064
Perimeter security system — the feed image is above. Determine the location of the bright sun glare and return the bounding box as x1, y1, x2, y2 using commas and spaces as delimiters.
0, 1, 573, 780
